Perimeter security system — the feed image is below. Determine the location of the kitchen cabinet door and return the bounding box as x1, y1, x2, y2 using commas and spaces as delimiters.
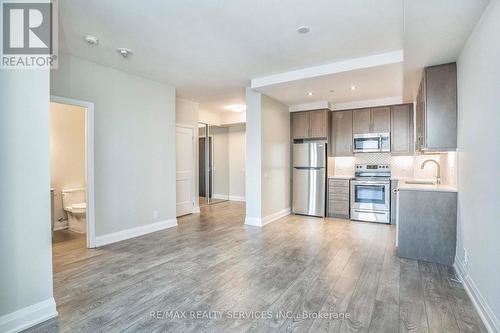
352, 109, 371, 134
292, 112, 310, 139
425, 63, 457, 150
415, 63, 457, 151
331, 110, 353, 156
397, 189, 457, 265
391, 104, 414, 155
309, 110, 328, 138
371, 106, 391, 133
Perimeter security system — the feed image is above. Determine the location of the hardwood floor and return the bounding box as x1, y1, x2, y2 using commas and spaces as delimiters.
27, 201, 486, 332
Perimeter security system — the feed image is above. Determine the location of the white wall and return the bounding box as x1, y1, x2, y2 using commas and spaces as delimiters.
455, 0, 500, 329
199, 109, 246, 126
222, 111, 246, 125
228, 124, 246, 200
0, 70, 57, 330
199, 109, 221, 126
245, 88, 290, 225
245, 88, 263, 220
261, 95, 290, 217
51, 53, 177, 237
176, 98, 199, 126
176, 98, 200, 211
50, 102, 86, 223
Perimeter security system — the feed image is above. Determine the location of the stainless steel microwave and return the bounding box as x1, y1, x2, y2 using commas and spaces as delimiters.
353, 133, 390, 153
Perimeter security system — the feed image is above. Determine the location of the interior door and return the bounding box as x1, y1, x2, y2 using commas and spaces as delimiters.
176, 126, 194, 217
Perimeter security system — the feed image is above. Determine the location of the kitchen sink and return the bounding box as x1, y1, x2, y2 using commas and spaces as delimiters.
404, 180, 437, 185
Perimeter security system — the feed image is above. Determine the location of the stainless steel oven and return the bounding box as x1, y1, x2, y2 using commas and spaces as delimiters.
350, 164, 391, 223
353, 133, 390, 153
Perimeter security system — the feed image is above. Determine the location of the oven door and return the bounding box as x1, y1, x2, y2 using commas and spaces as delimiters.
350, 180, 390, 211
353, 134, 381, 153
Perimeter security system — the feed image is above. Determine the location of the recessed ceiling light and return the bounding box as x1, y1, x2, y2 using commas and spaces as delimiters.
84, 35, 98, 45
297, 26, 310, 34
307, 92, 313, 96
350, 85, 357, 91
225, 104, 246, 113
117, 48, 133, 58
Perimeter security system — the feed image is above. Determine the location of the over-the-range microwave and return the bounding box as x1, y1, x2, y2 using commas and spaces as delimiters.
353, 132, 390, 153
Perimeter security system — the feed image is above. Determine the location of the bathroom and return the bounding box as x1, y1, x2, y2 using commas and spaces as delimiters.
50, 102, 87, 246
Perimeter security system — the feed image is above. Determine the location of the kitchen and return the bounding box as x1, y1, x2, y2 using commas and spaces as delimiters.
291, 62, 458, 266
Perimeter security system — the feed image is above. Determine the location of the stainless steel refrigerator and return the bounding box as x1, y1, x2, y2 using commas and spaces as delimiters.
292, 142, 326, 217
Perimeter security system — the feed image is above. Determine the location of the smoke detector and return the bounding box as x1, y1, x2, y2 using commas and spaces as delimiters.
117, 48, 133, 58
297, 26, 310, 34
84, 35, 98, 45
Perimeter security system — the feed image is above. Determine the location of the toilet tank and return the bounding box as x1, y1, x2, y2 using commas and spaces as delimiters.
61, 188, 86, 208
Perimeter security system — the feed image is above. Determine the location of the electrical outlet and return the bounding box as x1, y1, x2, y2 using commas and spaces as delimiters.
463, 248, 468, 268
153, 210, 158, 220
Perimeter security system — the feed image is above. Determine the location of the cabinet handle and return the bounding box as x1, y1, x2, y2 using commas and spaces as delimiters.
392, 189, 398, 194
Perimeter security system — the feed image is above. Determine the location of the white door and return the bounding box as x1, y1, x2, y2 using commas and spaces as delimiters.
176, 126, 194, 217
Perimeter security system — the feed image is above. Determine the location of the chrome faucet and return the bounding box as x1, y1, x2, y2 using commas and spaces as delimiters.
420, 159, 441, 184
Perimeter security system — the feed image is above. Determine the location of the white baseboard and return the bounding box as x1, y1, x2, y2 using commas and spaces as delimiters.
229, 195, 245, 202
193, 205, 200, 213
454, 257, 499, 333
0, 298, 57, 333
245, 208, 291, 227
210, 194, 245, 202
95, 219, 178, 247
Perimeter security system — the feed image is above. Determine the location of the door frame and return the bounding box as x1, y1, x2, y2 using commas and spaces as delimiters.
199, 132, 214, 202
176, 124, 196, 215
50, 95, 96, 248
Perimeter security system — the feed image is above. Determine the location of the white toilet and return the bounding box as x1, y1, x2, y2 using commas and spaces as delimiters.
62, 188, 87, 233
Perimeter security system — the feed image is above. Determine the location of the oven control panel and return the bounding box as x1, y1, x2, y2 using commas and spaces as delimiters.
355, 164, 391, 177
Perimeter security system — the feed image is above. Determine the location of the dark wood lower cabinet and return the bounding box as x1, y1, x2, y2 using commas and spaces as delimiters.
327, 179, 350, 218
397, 189, 457, 265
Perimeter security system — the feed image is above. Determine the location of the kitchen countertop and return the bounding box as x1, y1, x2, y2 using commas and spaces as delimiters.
328, 175, 353, 180
398, 182, 457, 193
327, 176, 458, 192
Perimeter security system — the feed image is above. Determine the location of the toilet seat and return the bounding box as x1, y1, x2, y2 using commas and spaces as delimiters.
72, 203, 86, 209
64, 203, 86, 213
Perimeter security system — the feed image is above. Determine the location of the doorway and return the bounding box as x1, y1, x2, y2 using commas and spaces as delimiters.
50, 96, 95, 250
198, 123, 229, 206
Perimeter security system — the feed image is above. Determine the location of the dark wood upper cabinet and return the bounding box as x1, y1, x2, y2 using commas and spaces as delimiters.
330, 110, 353, 156
352, 108, 371, 134
416, 63, 457, 151
371, 107, 391, 133
352, 107, 390, 134
292, 112, 310, 139
391, 104, 414, 156
291, 110, 329, 140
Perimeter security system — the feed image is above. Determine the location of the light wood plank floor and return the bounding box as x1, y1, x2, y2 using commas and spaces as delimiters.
27, 201, 486, 332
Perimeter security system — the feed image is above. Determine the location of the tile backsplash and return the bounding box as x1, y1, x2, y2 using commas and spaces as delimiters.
330, 152, 457, 185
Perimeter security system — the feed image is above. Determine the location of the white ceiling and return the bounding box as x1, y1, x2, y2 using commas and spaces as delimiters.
256, 62, 403, 106
403, 0, 491, 100
57, 0, 489, 113
58, 0, 404, 113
